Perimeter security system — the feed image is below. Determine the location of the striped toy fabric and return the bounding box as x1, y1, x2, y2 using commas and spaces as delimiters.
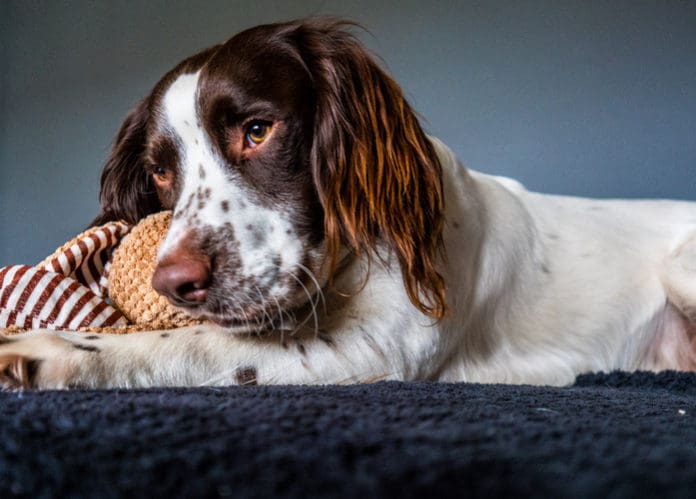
0, 222, 132, 331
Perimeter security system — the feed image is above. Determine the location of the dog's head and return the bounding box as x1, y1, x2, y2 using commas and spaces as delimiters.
97, 19, 446, 328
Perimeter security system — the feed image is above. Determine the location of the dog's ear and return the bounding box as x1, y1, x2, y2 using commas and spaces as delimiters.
91, 98, 160, 226
296, 20, 447, 319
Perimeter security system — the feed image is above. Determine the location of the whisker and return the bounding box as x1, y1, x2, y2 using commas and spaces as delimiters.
233, 303, 253, 332
254, 285, 275, 330
265, 262, 320, 339
283, 268, 319, 339
272, 296, 284, 330
229, 292, 261, 332
295, 262, 327, 315
270, 294, 287, 345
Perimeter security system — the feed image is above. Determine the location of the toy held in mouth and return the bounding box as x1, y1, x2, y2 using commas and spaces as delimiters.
0, 211, 207, 334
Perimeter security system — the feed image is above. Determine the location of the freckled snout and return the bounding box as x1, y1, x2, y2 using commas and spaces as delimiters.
152, 239, 212, 306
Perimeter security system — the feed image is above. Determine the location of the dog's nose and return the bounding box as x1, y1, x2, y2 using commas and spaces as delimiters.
152, 249, 211, 306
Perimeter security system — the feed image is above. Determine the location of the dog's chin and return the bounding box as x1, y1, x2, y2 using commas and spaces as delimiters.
180, 303, 297, 333
167, 286, 319, 332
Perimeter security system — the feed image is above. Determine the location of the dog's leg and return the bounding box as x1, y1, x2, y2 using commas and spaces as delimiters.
653, 233, 696, 370
662, 233, 696, 322
0, 323, 403, 390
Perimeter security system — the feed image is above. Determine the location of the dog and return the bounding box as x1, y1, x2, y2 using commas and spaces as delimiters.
1, 18, 696, 390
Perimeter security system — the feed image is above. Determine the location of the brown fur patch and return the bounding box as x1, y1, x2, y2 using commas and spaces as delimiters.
74, 344, 100, 353
235, 366, 258, 385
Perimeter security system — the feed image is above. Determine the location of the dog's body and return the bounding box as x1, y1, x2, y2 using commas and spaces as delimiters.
2, 19, 696, 389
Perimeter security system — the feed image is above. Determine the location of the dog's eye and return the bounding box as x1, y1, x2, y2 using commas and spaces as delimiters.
150, 165, 170, 184
245, 122, 271, 147
151, 165, 168, 180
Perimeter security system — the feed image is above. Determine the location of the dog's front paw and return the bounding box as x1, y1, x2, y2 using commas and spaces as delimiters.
0, 331, 97, 390
0, 337, 32, 390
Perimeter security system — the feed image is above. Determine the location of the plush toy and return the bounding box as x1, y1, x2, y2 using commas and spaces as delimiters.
107, 211, 207, 330
0, 211, 206, 334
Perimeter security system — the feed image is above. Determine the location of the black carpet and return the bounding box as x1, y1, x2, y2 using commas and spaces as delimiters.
1, 371, 695, 498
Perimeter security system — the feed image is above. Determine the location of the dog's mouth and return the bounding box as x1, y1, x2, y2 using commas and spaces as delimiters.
171, 297, 302, 333
155, 258, 326, 332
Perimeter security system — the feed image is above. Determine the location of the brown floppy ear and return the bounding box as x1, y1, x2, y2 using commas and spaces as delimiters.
296, 21, 447, 319
91, 98, 160, 226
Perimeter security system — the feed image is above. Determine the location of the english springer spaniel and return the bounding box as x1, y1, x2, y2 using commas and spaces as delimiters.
2, 18, 696, 389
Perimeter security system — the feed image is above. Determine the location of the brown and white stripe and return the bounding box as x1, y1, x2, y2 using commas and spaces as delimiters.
40, 222, 130, 296
0, 222, 131, 331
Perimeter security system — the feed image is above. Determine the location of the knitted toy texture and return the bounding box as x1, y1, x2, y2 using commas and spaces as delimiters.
108, 211, 206, 330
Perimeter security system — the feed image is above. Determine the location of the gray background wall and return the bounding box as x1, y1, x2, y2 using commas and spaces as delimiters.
1, 0, 695, 266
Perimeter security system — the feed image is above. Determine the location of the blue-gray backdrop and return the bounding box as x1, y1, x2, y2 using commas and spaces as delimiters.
1, 0, 695, 265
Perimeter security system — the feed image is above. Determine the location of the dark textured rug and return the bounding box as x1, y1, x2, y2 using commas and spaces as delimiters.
1, 371, 695, 498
